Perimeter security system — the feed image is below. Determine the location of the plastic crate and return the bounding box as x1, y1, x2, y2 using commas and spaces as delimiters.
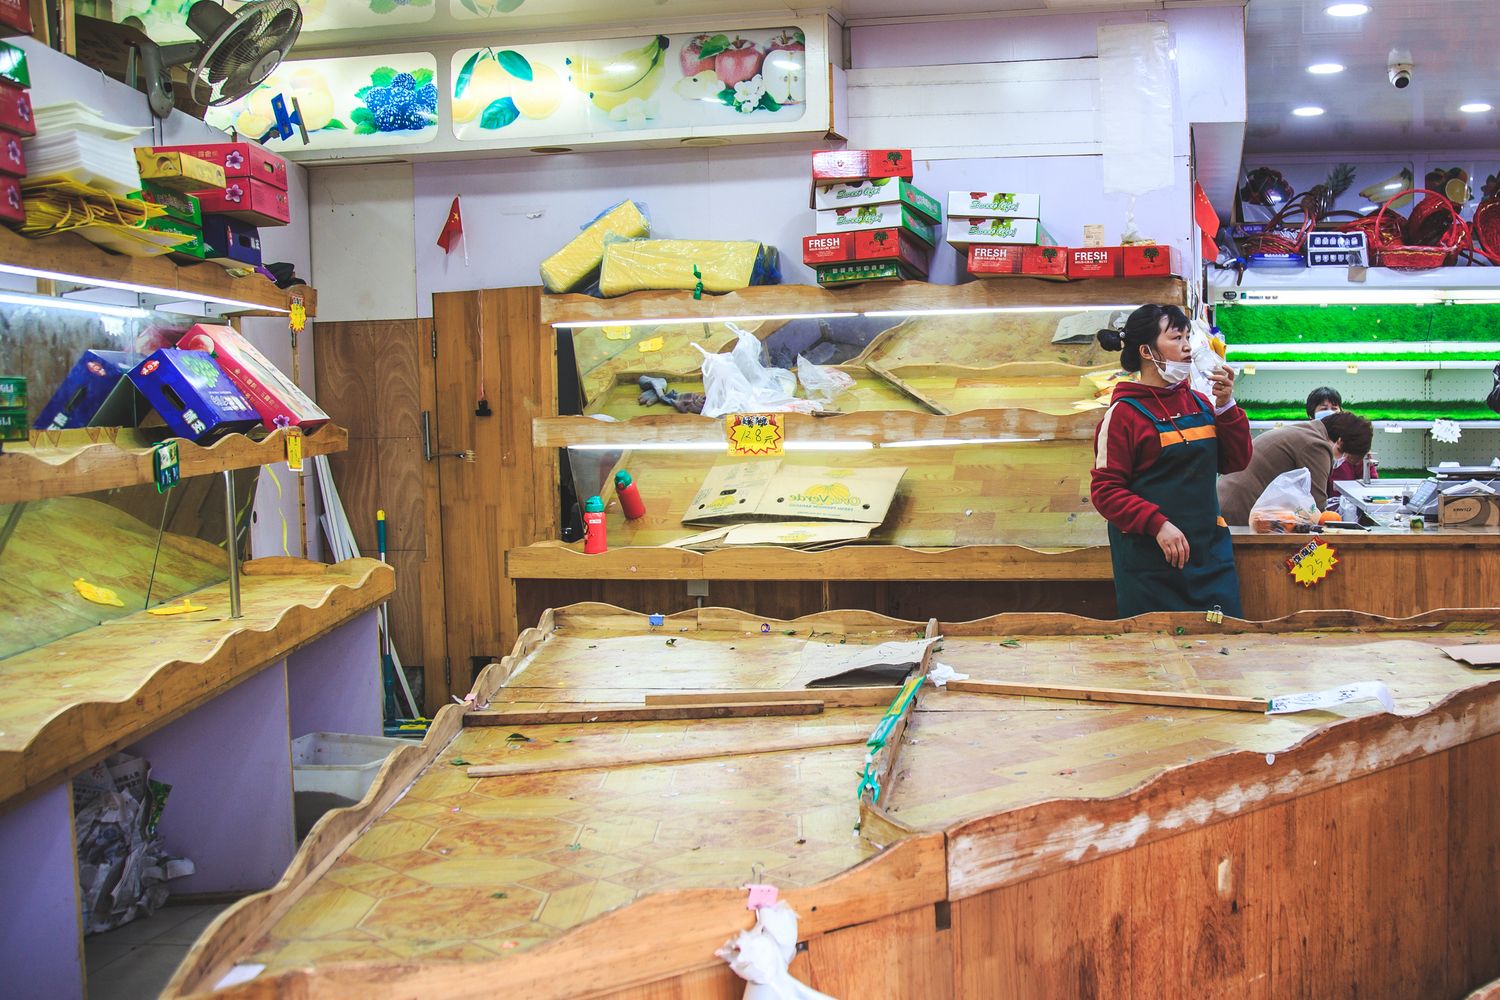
290, 732, 404, 803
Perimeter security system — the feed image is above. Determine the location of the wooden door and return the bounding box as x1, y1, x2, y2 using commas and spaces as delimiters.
431, 288, 558, 690
314, 319, 449, 711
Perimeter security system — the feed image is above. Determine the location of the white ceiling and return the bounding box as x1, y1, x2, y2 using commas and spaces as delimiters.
1245, 0, 1500, 153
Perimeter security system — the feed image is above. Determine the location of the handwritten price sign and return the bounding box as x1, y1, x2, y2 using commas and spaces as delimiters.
725, 413, 785, 457
1287, 535, 1338, 587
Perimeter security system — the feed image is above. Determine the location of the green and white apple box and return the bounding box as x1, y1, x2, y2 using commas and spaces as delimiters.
945, 216, 1055, 247
811, 178, 942, 226
946, 191, 1042, 219
815, 202, 938, 247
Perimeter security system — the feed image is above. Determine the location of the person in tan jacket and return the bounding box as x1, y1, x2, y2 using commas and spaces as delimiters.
1217, 411, 1373, 525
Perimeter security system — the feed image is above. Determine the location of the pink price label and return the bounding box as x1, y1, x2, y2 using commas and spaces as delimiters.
745, 884, 779, 910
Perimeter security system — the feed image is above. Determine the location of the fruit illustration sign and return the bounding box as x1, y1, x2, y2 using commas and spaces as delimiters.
207, 54, 440, 151
110, 0, 430, 43
450, 26, 805, 142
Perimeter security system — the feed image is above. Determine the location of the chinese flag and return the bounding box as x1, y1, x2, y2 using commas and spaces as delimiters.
1193, 180, 1219, 238
437, 196, 463, 253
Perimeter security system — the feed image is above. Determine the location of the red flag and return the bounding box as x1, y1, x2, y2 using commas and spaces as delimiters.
1193, 180, 1219, 239
437, 196, 463, 253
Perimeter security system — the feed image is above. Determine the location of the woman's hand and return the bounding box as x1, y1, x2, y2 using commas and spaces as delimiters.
1207, 366, 1236, 409
1156, 521, 1190, 569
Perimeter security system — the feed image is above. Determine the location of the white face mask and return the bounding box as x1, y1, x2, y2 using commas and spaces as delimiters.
1313, 409, 1336, 421
1145, 349, 1194, 386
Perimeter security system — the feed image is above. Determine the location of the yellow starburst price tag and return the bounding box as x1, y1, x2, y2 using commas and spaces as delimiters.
285, 427, 303, 471
725, 413, 785, 457
1287, 536, 1338, 587
289, 293, 306, 334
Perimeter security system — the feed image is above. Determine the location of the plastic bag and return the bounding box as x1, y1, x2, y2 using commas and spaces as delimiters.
1249, 468, 1320, 533
695, 329, 822, 419
1487, 363, 1500, 414
1187, 318, 1228, 400
717, 902, 835, 1000
796, 355, 854, 402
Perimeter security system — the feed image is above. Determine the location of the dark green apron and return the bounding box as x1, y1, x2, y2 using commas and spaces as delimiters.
1107, 394, 1243, 619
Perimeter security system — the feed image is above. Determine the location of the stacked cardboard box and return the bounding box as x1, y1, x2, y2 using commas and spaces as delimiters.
134, 141, 286, 269
0, 375, 24, 443
0, 42, 29, 228
803, 149, 940, 286
947, 191, 1068, 279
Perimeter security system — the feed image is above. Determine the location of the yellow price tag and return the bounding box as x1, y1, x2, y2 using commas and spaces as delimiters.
1286, 536, 1338, 587
289, 293, 306, 334
1346, 363, 1358, 374
725, 413, 785, 457
285, 427, 303, 471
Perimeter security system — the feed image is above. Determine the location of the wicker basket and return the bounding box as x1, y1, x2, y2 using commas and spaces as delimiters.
1471, 197, 1500, 264
1372, 187, 1468, 271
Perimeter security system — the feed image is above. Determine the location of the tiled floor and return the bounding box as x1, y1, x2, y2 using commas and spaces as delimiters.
86, 903, 228, 1000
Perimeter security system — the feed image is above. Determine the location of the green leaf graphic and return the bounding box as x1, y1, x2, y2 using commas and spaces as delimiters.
412, 68, 434, 86
322, 118, 347, 129
354, 123, 376, 135
457, 0, 481, 13
480, 97, 520, 129
496, 49, 532, 81
355, 85, 372, 99
698, 33, 731, 60
454, 50, 483, 98
367, 0, 395, 12
758, 92, 782, 112
371, 66, 397, 87
716, 87, 736, 108
496, 0, 526, 10
350, 107, 374, 125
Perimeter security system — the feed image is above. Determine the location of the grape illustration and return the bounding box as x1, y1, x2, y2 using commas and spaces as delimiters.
351, 67, 439, 134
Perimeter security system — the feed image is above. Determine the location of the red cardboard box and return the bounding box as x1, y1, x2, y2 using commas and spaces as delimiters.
0, 131, 22, 177
177, 323, 329, 432
0, 174, 22, 225
151, 141, 287, 190
193, 178, 290, 226
802, 228, 932, 275
0, 82, 32, 137
0, 0, 32, 37
811, 149, 914, 183
1067, 245, 1177, 278
967, 244, 1068, 280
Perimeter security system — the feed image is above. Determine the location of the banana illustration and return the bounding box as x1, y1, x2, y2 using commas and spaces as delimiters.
566, 35, 669, 112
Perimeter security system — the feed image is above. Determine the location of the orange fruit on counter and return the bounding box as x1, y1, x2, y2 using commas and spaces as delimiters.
1318, 510, 1341, 523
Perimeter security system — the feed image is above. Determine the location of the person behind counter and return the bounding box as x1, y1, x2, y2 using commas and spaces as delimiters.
1307, 386, 1342, 419
1217, 411, 1374, 524
1303, 386, 1380, 494
1091, 304, 1252, 618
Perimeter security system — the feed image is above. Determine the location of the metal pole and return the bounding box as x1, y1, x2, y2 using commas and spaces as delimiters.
223, 470, 242, 619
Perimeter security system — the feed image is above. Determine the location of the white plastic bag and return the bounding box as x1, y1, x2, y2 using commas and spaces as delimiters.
1249, 468, 1320, 533
796, 355, 854, 402
695, 328, 822, 418
717, 902, 835, 1000
1187, 318, 1227, 401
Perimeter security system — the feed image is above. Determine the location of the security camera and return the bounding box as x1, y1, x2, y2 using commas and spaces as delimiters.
1389, 48, 1413, 89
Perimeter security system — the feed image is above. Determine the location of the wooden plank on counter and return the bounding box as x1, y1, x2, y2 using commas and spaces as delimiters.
944, 679, 1269, 713
645, 687, 898, 708
540, 278, 1188, 325
464, 700, 823, 726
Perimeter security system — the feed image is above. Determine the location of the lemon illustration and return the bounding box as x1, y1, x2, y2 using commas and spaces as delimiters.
512, 63, 564, 120
454, 57, 511, 124
286, 68, 336, 130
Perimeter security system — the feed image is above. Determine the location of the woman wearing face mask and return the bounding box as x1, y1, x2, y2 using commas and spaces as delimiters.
1305, 389, 1381, 496
1091, 304, 1252, 618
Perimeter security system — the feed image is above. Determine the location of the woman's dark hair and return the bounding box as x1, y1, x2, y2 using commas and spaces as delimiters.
1096, 304, 1190, 372
1322, 411, 1373, 458
1305, 386, 1342, 418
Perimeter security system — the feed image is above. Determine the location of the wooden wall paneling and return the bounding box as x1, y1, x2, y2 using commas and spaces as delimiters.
433, 288, 558, 687
802, 905, 955, 999
1447, 733, 1500, 988
590, 964, 743, 1000
314, 319, 449, 710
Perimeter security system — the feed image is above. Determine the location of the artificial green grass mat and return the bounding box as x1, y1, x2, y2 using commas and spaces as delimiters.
1229, 350, 1500, 362
1242, 400, 1500, 421
1216, 303, 1500, 344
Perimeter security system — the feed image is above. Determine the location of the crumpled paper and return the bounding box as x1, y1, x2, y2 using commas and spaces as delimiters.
718, 902, 835, 1000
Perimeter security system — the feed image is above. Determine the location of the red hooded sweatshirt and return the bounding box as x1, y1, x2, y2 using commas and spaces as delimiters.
1091, 380, 1253, 537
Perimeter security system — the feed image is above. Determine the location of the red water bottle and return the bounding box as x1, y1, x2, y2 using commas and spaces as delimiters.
615, 470, 646, 520
583, 495, 607, 554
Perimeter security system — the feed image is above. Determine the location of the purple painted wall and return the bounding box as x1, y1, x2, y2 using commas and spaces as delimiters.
0, 784, 85, 1000
286, 609, 383, 739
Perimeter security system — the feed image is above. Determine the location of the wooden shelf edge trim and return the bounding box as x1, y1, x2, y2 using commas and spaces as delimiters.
0, 558, 394, 811
0, 425, 349, 504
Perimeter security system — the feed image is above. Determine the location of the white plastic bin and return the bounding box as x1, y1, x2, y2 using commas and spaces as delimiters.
291, 732, 405, 803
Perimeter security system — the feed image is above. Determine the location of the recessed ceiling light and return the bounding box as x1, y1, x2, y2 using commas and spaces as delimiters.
1307, 63, 1345, 75
1460, 102, 1492, 114
1292, 106, 1326, 117
1325, 2, 1370, 15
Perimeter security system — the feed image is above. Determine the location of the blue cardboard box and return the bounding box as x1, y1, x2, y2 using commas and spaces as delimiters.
33, 350, 143, 430
202, 213, 261, 267
128, 348, 259, 441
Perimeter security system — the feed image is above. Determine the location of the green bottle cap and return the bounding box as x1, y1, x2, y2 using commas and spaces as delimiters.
584, 495, 605, 513
615, 470, 633, 488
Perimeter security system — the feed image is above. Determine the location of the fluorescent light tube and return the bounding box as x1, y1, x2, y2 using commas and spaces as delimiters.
0, 262, 288, 314
0, 290, 150, 318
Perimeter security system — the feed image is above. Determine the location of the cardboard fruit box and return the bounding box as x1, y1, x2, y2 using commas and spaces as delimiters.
946, 216, 1055, 247
202, 214, 262, 267
135, 149, 226, 192
814, 260, 925, 287
1067, 245, 1177, 279
129, 182, 201, 226
811, 178, 941, 226
32, 350, 141, 430
0, 81, 31, 137
0, 131, 21, 178
684, 460, 906, 528
811, 149, 914, 184
128, 348, 259, 442
947, 191, 1042, 220
1439, 494, 1500, 527
194, 178, 289, 226
0, 174, 23, 225
149, 141, 288, 190
815, 203, 937, 246
146, 216, 206, 261
802, 228, 931, 275
966, 243, 1069, 280
177, 323, 329, 432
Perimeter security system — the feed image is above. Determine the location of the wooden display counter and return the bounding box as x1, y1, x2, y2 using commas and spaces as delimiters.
508, 526, 1500, 628
165, 604, 1500, 998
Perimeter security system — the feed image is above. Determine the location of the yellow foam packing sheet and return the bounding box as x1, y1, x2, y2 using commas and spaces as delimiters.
599, 239, 764, 297
539, 200, 649, 293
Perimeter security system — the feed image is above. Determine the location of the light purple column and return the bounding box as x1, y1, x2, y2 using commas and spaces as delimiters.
0, 783, 85, 999
131, 662, 295, 895
285, 609, 382, 739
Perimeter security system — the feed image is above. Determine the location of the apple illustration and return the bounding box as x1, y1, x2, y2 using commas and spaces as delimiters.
768, 29, 804, 54
680, 34, 716, 77
715, 38, 764, 88
763, 46, 804, 104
